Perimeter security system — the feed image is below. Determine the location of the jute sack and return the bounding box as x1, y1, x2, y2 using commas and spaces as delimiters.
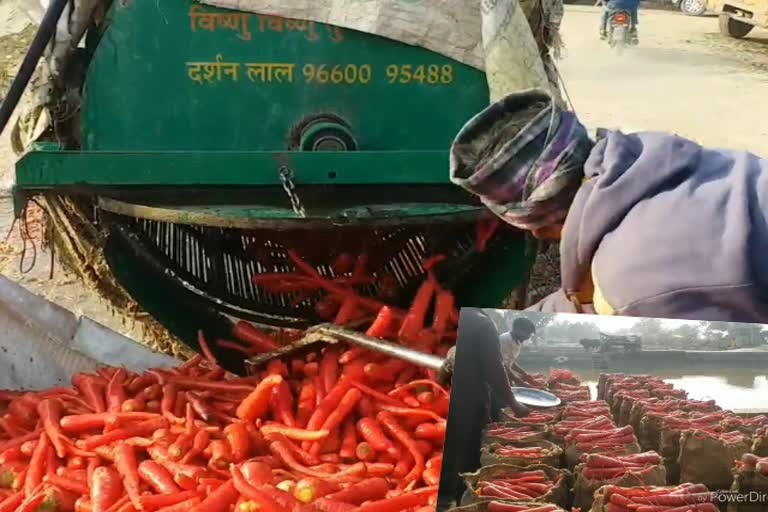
480, 440, 563, 469
447, 500, 568, 512
728, 465, 768, 512
752, 430, 768, 457
660, 428, 683, 485
573, 463, 666, 511
679, 430, 751, 490
638, 413, 667, 453
459, 463, 571, 507
589, 484, 708, 512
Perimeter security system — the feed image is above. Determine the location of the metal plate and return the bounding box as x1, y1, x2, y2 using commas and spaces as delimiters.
510, 387, 562, 408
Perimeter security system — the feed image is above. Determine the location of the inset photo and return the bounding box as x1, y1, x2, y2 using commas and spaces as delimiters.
436, 307, 768, 512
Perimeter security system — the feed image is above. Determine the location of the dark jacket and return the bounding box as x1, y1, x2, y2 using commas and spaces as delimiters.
528, 131, 768, 322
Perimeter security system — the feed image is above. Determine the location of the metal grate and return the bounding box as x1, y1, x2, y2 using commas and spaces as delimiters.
112, 215, 478, 324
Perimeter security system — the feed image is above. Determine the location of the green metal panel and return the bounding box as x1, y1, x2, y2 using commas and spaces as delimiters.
15, 150, 451, 186
82, 0, 489, 151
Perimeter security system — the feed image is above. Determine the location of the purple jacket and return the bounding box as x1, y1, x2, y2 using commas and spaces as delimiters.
527, 130, 768, 322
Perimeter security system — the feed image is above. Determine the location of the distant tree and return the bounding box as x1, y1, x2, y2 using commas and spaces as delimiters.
545, 320, 599, 343
631, 317, 666, 346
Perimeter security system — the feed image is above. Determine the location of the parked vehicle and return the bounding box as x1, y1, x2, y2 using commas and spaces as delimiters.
714, 0, 768, 38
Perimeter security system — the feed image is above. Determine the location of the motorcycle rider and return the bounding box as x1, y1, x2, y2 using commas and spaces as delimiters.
600, 0, 640, 43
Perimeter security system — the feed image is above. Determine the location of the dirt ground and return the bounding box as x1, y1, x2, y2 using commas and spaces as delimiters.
0, 6, 766, 343
558, 6, 768, 156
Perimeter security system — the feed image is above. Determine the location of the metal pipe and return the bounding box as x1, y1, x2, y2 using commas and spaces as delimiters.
0, 0, 70, 136
312, 324, 446, 371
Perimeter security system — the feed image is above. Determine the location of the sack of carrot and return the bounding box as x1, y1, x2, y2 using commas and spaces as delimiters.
563, 425, 641, 470
678, 429, 751, 490
482, 425, 548, 447
547, 370, 581, 388
611, 390, 651, 426
459, 464, 571, 508
480, 441, 563, 469
752, 427, 768, 458
571, 451, 666, 510
728, 453, 768, 512
447, 500, 575, 512
497, 413, 558, 428
720, 416, 768, 437
0, 341, 449, 512
659, 411, 733, 486
589, 483, 716, 512
549, 388, 591, 405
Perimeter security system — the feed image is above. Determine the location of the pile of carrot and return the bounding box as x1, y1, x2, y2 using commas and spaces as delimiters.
0, 341, 450, 512
552, 416, 615, 442
494, 447, 550, 459
547, 372, 590, 403
484, 426, 541, 441
525, 375, 548, 391
597, 483, 716, 512
737, 454, 768, 476
578, 452, 662, 480
0, 243, 469, 512
517, 414, 556, 426
246, 250, 458, 354
565, 426, 636, 452
474, 470, 559, 500
560, 403, 611, 422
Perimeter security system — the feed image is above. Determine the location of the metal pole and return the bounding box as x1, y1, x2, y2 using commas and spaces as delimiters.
312, 324, 446, 371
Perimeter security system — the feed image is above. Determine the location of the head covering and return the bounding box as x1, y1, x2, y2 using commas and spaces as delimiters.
450, 89, 593, 230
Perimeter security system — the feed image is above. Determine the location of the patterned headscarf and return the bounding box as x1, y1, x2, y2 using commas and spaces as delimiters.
449, 89, 593, 231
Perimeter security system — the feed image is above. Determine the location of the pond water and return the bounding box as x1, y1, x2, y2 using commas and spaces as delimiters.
526, 365, 768, 412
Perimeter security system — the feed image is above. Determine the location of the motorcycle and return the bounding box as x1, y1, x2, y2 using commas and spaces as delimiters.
606, 9, 638, 51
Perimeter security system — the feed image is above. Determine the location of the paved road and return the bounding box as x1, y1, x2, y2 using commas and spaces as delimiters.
0, 6, 766, 347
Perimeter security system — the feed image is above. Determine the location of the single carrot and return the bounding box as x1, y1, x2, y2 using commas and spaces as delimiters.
356, 417, 396, 455
261, 425, 330, 442
24, 432, 49, 496
236, 375, 283, 422
107, 369, 128, 413
197, 330, 219, 367
325, 477, 389, 505
37, 399, 68, 458
90, 466, 123, 512
377, 411, 426, 484
189, 479, 239, 512
224, 423, 251, 463
81, 417, 169, 450
138, 460, 180, 495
